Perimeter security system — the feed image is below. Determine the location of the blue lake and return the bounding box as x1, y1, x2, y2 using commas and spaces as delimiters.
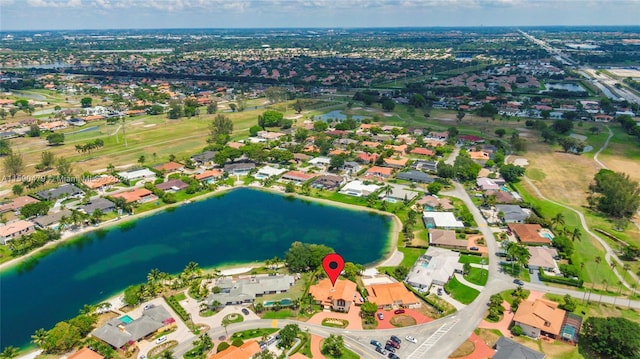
0, 188, 391, 348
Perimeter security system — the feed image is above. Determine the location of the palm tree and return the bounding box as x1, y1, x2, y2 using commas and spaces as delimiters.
550, 213, 565, 230
570, 227, 582, 242
0, 346, 20, 359
600, 279, 608, 302
382, 184, 393, 200
594, 256, 602, 284
148, 268, 161, 284
31, 328, 48, 348
623, 263, 631, 283
610, 261, 617, 278
79, 304, 96, 316
160, 350, 174, 359
630, 283, 637, 308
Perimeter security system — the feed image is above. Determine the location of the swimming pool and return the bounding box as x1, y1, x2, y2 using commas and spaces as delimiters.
540, 232, 554, 240
264, 298, 292, 307
120, 315, 134, 324
420, 262, 429, 268
500, 186, 510, 192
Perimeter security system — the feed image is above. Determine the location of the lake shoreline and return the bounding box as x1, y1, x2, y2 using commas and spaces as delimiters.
0, 184, 400, 273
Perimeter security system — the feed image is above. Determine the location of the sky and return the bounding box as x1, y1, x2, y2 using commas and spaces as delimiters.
0, 0, 639, 31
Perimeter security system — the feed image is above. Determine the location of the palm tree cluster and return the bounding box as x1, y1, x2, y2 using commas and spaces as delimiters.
75, 139, 105, 155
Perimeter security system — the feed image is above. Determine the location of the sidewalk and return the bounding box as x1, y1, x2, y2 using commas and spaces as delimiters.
454, 273, 484, 292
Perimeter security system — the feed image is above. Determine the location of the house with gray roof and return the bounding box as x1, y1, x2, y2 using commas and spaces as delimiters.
36, 184, 84, 201
396, 170, 435, 183
33, 209, 71, 229
493, 337, 545, 359
92, 306, 174, 349
80, 198, 117, 214
156, 179, 189, 192
312, 175, 345, 190
224, 162, 256, 175
379, 184, 419, 202
496, 204, 529, 223
190, 150, 217, 166
206, 275, 295, 306
412, 160, 438, 172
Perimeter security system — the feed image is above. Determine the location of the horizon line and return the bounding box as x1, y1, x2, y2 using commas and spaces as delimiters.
2, 24, 640, 33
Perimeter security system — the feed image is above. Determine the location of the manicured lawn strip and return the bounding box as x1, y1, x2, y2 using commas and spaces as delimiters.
444, 277, 480, 304
231, 328, 278, 340
459, 254, 487, 265
464, 267, 489, 286
261, 310, 294, 319
320, 339, 360, 359
500, 289, 531, 306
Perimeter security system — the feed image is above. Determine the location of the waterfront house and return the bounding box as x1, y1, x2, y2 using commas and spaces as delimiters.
80, 198, 117, 214
0, 220, 36, 244
339, 180, 380, 197
428, 229, 468, 251
405, 247, 463, 291
309, 278, 358, 312
112, 188, 157, 204
33, 209, 71, 229
156, 179, 189, 192
312, 175, 345, 190
206, 275, 295, 306
422, 212, 464, 229
281, 171, 316, 185
194, 169, 223, 183
92, 306, 175, 349
255, 166, 287, 179
224, 162, 256, 175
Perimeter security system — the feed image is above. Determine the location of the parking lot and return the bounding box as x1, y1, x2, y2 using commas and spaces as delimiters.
363, 334, 422, 358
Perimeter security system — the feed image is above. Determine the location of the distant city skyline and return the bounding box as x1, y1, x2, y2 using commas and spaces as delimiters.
0, 0, 639, 31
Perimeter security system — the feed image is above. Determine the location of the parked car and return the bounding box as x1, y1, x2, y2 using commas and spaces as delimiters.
470, 246, 479, 251
375, 346, 387, 356
405, 336, 417, 343
394, 309, 405, 314
241, 308, 250, 315
143, 304, 154, 311
155, 336, 167, 344
514, 279, 525, 286
437, 288, 443, 296
384, 344, 396, 353
388, 354, 400, 359
370, 340, 382, 347
377, 312, 384, 320
387, 340, 400, 349
390, 335, 402, 344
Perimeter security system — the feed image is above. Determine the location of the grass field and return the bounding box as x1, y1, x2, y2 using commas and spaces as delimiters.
459, 254, 488, 265
444, 276, 480, 304
464, 267, 489, 286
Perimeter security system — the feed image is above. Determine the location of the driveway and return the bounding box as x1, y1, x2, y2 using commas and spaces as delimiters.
478, 300, 514, 337
306, 306, 363, 329
310, 334, 327, 359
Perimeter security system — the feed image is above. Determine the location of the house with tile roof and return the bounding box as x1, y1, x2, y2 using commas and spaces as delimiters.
513, 298, 566, 339
507, 224, 552, 245
207, 341, 261, 359
0, 196, 39, 214
111, 188, 156, 204
309, 279, 358, 312
92, 306, 175, 349
0, 220, 36, 244
383, 157, 409, 169
365, 282, 421, 309
68, 348, 105, 359
429, 229, 468, 250
365, 166, 394, 178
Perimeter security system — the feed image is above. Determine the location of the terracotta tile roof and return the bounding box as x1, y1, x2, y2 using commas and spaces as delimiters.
507, 224, 551, 245
282, 171, 316, 181
0, 196, 39, 213
361, 141, 380, 148
0, 220, 35, 237
365, 282, 420, 308
309, 279, 357, 306
207, 341, 261, 359
357, 153, 379, 163
68, 348, 104, 359
366, 166, 394, 176
383, 157, 409, 167
112, 188, 153, 203
410, 147, 435, 156
83, 175, 120, 189
194, 169, 223, 181
469, 151, 490, 160
153, 162, 184, 172
513, 299, 566, 336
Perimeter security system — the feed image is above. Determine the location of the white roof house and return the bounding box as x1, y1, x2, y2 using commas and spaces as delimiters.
255, 166, 287, 179
422, 212, 464, 229
309, 156, 331, 166
528, 247, 559, 272
405, 247, 464, 291
379, 184, 420, 202
339, 180, 380, 197
117, 168, 157, 182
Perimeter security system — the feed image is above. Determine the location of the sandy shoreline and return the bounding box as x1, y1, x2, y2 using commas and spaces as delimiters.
0, 184, 401, 273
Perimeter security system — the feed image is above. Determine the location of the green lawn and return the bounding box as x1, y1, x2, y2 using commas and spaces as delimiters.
459, 254, 488, 265
397, 247, 425, 268
261, 310, 294, 319
444, 277, 480, 304
464, 267, 489, 286
230, 328, 278, 340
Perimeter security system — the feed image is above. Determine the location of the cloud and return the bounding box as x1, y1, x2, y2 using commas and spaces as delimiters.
26, 0, 82, 7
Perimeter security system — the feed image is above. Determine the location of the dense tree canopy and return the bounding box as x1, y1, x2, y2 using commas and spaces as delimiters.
209, 114, 233, 144
589, 169, 640, 218
582, 317, 640, 359
258, 110, 284, 129
284, 242, 334, 272
500, 164, 526, 183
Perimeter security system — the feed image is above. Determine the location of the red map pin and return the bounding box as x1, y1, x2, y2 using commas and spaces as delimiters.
322, 253, 345, 287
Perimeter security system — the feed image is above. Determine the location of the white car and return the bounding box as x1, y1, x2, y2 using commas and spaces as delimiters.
405, 336, 417, 344
155, 336, 167, 344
